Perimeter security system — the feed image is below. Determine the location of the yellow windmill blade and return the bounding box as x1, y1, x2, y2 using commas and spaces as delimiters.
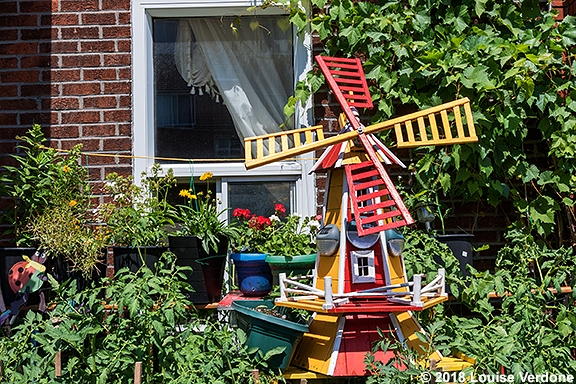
244, 98, 477, 170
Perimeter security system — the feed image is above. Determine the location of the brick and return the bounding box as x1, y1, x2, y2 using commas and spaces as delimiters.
62, 82, 101, 96
0, 2, 18, 13
60, 0, 99, 12
0, 42, 38, 55
48, 125, 79, 138
102, 0, 130, 10
61, 26, 100, 39
49, 13, 80, 26
81, 40, 116, 53
83, 68, 117, 81
116, 39, 131, 52
62, 111, 100, 124
118, 67, 130, 80
61, 54, 100, 68
119, 95, 131, 108
103, 81, 130, 94
21, 28, 52, 40
0, 57, 18, 68
61, 138, 100, 150
20, 112, 52, 125
91, 155, 131, 166
118, 12, 130, 24
103, 137, 131, 151
1, 15, 38, 27
0, 29, 18, 41
1, 70, 40, 83
103, 53, 130, 66
51, 41, 79, 53
118, 123, 131, 136
0, 99, 37, 111
102, 26, 131, 39
48, 97, 80, 110
48, 69, 81, 82
20, 83, 57, 97
0, 113, 18, 126
21, 55, 51, 68
82, 124, 117, 137
19, 0, 52, 13
103, 109, 131, 123
82, 12, 116, 25
0, 85, 18, 97
83, 96, 117, 109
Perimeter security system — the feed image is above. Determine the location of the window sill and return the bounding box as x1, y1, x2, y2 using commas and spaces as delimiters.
161, 160, 303, 178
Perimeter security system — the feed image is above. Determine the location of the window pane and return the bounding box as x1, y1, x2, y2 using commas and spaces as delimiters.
153, 16, 293, 163
228, 182, 294, 218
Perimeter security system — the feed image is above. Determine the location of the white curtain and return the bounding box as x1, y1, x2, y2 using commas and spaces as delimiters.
174, 17, 293, 142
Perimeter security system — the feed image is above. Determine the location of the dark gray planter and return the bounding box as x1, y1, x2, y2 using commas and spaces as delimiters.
168, 235, 228, 304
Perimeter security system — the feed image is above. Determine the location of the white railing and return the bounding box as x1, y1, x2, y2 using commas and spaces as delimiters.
275, 269, 447, 309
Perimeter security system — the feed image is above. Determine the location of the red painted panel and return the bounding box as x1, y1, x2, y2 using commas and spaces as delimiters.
333, 315, 397, 376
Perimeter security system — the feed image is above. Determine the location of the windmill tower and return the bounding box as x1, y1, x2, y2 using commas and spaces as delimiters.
244, 56, 477, 376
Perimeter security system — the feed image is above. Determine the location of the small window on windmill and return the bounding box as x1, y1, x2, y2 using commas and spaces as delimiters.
351, 250, 376, 284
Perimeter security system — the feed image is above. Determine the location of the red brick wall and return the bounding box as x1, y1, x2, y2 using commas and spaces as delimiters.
0, 0, 132, 186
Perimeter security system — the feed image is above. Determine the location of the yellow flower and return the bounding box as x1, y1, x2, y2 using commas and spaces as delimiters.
179, 189, 197, 199
69, 200, 77, 207
62, 165, 71, 173
199, 172, 213, 181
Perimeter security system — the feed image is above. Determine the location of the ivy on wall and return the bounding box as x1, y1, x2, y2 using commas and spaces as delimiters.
265, 0, 576, 243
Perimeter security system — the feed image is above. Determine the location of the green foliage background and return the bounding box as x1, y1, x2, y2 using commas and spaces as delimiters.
276, 0, 576, 242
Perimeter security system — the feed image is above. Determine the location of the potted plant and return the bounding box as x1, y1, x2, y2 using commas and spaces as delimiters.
169, 172, 238, 303
1, 125, 106, 304
230, 204, 320, 295
261, 207, 320, 279
98, 163, 176, 274
229, 207, 276, 297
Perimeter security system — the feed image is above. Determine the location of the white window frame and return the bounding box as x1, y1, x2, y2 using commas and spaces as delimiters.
350, 249, 376, 284
132, 0, 315, 216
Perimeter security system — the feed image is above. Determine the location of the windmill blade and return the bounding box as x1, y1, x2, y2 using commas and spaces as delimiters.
244, 125, 359, 169
315, 55, 373, 131
244, 98, 477, 169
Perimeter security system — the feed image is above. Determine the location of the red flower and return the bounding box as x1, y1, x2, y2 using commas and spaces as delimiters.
233, 208, 251, 220
257, 215, 272, 229
274, 203, 286, 215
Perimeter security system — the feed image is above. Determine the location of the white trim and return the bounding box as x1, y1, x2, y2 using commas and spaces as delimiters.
350, 249, 376, 284
327, 316, 346, 376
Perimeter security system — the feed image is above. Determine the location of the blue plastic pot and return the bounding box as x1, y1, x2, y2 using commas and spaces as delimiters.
230, 253, 272, 297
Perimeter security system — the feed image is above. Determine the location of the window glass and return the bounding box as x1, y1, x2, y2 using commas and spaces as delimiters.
228, 181, 294, 218
152, 16, 293, 163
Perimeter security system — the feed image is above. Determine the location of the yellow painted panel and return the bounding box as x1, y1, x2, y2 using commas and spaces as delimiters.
292, 314, 341, 375
422, 296, 448, 310
317, 171, 344, 291
387, 254, 408, 289
283, 366, 331, 379
394, 311, 428, 353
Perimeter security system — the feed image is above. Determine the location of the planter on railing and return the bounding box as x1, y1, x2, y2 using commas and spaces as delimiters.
232, 299, 308, 369
230, 253, 272, 297
265, 253, 316, 285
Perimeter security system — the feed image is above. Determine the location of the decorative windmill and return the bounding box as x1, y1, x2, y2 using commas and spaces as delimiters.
243, 56, 477, 376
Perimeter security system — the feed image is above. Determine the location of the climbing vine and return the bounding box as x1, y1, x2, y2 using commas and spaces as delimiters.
261, 0, 576, 243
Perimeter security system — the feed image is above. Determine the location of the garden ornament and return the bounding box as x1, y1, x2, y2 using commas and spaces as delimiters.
242, 56, 478, 375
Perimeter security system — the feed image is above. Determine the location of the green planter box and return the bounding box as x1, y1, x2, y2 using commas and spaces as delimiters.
232, 299, 308, 370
